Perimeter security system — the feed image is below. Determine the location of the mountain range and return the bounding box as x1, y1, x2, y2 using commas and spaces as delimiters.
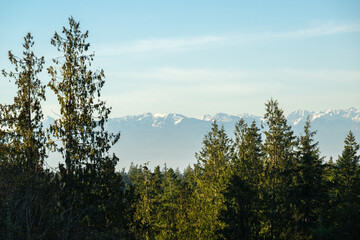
45, 108, 360, 171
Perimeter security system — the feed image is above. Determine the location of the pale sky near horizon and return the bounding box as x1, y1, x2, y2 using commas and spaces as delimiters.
0, 0, 359, 118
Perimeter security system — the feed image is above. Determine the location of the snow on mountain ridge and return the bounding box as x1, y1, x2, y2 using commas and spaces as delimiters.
109, 108, 360, 128
171, 114, 184, 125
153, 113, 168, 118
201, 113, 235, 122
45, 108, 360, 128
201, 113, 259, 122
117, 113, 186, 128
287, 108, 360, 125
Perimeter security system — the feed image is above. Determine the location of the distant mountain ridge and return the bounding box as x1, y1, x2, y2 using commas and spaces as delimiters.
287, 107, 360, 126
44, 108, 360, 170
107, 107, 360, 128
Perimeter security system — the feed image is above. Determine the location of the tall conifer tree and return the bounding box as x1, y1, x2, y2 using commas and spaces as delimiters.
48, 17, 120, 173
222, 119, 263, 239
47, 17, 122, 238
262, 99, 297, 239
193, 121, 233, 239
293, 118, 325, 239
157, 167, 182, 239
132, 165, 163, 239
1, 33, 46, 170
334, 131, 360, 239
0, 33, 57, 239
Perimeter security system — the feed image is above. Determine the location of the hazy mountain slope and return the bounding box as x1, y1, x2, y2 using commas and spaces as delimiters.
44, 108, 360, 170
288, 108, 360, 161
109, 109, 359, 170
106, 113, 261, 170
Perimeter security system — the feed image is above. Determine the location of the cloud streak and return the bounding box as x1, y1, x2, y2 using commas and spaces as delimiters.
113, 67, 360, 86
101, 66, 360, 115
262, 22, 360, 40
97, 35, 227, 56
97, 22, 360, 56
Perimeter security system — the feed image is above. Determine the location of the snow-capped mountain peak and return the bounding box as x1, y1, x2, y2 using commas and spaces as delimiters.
170, 114, 184, 125
201, 113, 235, 122
286, 108, 360, 126
115, 113, 186, 128
153, 113, 168, 118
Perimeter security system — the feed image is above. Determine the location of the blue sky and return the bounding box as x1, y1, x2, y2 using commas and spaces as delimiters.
0, 0, 359, 118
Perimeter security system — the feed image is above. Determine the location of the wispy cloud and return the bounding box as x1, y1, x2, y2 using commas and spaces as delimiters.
104, 67, 360, 113
97, 35, 228, 56
97, 22, 360, 56
263, 22, 360, 40
100, 66, 360, 117
114, 67, 360, 86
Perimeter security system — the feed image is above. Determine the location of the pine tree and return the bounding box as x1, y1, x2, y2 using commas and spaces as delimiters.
47, 17, 122, 238
222, 119, 263, 239
333, 131, 360, 239
233, 120, 263, 184
292, 117, 325, 239
132, 165, 163, 239
337, 131, 359, 188
48, 16, 120, 174
262, 99, 297, 239
157, 167, 182, 239
0, 33, 55, 239
193, 121, 233, 239
1, 32, 46, 171
175, 166, 198, 239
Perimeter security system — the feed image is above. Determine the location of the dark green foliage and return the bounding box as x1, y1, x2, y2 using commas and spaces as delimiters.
173, 166, 198, 239
128, 165, 194, 240
46, 17, 126, 239
221, 119, 263, 240
292, 118, 326, 239
157, 168, 182, 239
47, 16, 120, 174
262, 99, 297, 239
192, 121, 234, 239
1, 167, 61, 239
1, 33, 46, 170
131, 165, 163, 239
332, 131, 360, 239
233, 120, 264, 184
0, 33, 55, 239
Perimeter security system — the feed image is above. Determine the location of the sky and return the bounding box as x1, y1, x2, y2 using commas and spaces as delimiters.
0, 0, 359, 118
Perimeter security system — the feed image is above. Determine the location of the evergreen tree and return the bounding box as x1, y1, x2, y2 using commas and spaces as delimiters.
175, 166, 198, 239
233, 120, 263, 185
193, 121, 233, 239
222, 119, 263, 239
48, 16, 120, 175
292, 117, 325, 239
262, 99, 297, 239
1, 32, 46, 170
47, 17, 122, 238
333, 131, 360, 239
132, 165, 163, 239
0, 33, 57, 239
157, 167, 182, 239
